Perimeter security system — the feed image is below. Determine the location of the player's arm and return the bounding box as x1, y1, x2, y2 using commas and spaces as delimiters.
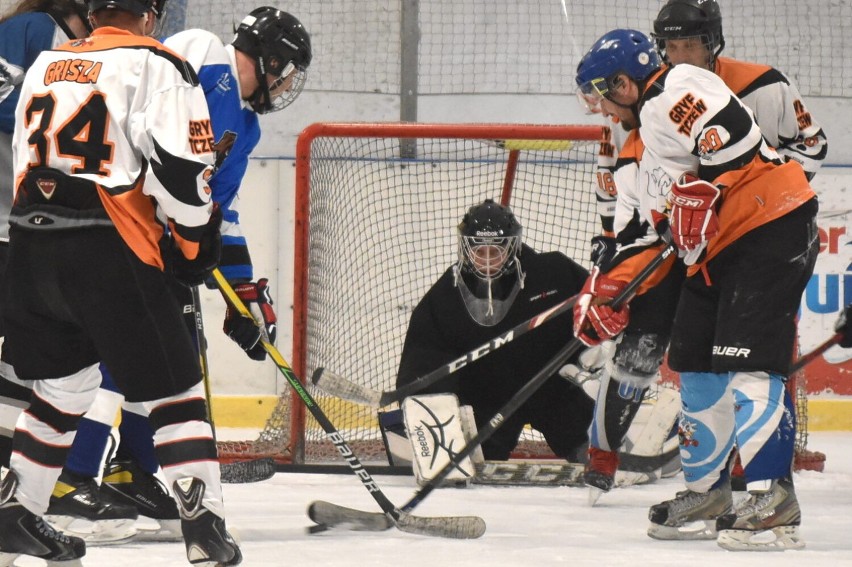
769, 76, 827, 181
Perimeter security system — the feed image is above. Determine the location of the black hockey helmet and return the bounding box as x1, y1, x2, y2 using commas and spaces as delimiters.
457, 199, 522, 280
232, 6, 312, 114
652, 0, 725, 66
88, 0, 154, 17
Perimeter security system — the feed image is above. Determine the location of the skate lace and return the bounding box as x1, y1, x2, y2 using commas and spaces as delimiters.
35, 517, 72, 543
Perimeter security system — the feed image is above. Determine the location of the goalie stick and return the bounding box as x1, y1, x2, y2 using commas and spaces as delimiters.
312, 295, 579, 407
211, 269, 484, 539
309, 240, 677, 532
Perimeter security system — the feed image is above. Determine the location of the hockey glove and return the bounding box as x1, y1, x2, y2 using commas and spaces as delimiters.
223, 278, 277, 361
590, 235, 617, 269
836, 303, 852, 348
668, 172, 720, 254
573, 267, 630, 346
171, 204, 222, 287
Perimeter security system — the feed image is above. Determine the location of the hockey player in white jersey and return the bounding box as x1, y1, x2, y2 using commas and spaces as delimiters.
574, 29, 818, 551
47, 5, 312, 542
579, 0, 828, 502
0, 0, 242, 564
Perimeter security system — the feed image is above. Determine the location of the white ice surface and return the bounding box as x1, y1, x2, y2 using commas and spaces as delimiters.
14, 431, 852, 566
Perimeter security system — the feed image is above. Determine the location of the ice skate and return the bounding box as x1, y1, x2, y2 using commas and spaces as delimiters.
101, 458, 182, 541
0, 471, 86, 566
584, 447, 618, 506
45, 469, 138, 545
647, 482, 732, 540
716, 478, 805, 551
173, 477, 242, 566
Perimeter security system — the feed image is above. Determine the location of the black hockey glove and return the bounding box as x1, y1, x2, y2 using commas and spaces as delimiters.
836, 303, 852, 348
223, 278, 277, 361
171, 204, 222, 287
590, 235, 617, 269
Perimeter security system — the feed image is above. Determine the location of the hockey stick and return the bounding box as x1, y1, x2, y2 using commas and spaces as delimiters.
790, 332, 843, 374
310, 241, 677, 531
211, 269, 485, 539
312, 294, 580, 407
190, 286, 275, 484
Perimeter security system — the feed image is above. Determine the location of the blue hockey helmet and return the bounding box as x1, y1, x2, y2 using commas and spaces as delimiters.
575, 29, 661, 113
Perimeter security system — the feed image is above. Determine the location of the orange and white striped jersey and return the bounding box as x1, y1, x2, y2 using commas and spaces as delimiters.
11, 26, 215, 269
607, 63, 815, 285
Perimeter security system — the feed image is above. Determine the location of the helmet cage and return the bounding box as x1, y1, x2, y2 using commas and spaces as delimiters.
459, 234, 521, 280
233, 7, 312, 114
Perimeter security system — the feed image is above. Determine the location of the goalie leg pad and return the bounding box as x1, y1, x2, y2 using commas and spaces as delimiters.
402, 394, 475, 487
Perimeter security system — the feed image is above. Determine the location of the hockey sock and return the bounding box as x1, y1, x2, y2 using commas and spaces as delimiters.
10, 364, 100, 515
117, 408, 160, 474
730, 371, 794, 485
64, 417, 112, 478
678, 371, 735, 492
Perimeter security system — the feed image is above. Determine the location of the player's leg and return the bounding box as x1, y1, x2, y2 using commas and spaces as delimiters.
87, 244, 239, 565
45, 364, 141, 544
648, 268, 734, 540
528, 375, 594, 463
585, 263, 685, 493
713, 200, 818, 551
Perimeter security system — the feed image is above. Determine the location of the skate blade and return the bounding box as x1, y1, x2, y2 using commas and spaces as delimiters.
587, 487, 604, 506
717, 525, 805, 551
647, 519, 717, 541
44, 514, 137, 546
133, 518, 183, 542
0, 553, 19, 567
45, 561, 84, 567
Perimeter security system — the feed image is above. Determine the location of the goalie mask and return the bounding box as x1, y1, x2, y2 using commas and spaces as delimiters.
652, 0, 725, 68
454, 199, 524, 326
232, 7, 312, 114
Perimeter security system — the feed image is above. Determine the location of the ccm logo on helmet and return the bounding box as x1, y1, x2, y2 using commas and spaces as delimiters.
713, 345, 751, 358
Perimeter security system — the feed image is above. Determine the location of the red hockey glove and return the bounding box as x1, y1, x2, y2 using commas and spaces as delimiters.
223, 278, 277, 361
572, 267, 630, 346
668, 172, 720, 253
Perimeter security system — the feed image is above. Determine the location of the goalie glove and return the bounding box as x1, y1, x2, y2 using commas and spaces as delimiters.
573, 267, 630, 346
223, 278, 277, 361
559, 340, 617, 386
668, 172, 720, 259
836, 303, 852, 348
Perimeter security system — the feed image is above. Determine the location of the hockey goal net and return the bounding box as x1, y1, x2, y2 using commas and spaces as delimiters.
216, 122, 823, 472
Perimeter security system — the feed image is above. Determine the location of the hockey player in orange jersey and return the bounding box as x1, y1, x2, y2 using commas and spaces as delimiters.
574, 28, 818, 551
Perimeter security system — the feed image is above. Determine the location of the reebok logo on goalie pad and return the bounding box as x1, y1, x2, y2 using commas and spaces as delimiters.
713, 345, 751, 358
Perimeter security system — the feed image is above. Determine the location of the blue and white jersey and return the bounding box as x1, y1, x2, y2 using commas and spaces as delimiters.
164, 29, 261, 283
0, 12, 74, 134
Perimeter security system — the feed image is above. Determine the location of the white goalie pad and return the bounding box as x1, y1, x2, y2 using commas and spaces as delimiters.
402, 394, 477, 487
617, 384, 682, 487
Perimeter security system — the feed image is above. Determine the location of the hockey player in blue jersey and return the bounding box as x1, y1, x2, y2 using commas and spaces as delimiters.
43, 6, 312, 542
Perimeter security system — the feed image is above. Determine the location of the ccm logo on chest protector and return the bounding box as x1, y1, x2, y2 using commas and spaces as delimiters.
713, 345, 751, 358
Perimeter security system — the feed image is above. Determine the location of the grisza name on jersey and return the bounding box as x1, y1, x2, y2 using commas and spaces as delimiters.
713, 345, 751, 358
43, 59, 102, 85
